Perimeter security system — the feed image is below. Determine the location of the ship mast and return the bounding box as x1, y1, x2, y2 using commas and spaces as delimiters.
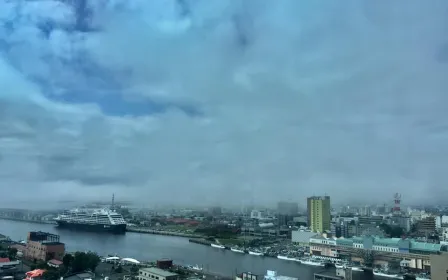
111, 193, 115, 211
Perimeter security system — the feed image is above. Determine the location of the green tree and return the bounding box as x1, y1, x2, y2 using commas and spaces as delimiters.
114, 265, 123, 273
72, 252, 100, 273
36, 261, 48, 269
43, 269, 60, 280
7, 247, 18, 260
379, 223, 404, 238
63, 254, 74, 268
130, 265, 139, 275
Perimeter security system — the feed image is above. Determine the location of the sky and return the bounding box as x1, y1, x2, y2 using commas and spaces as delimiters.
0, 0, 448, 209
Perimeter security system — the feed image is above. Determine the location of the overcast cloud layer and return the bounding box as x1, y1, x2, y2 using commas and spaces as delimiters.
1, 0, 448, 208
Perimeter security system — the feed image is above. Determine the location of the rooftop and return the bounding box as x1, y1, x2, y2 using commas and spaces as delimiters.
410, 241, 443, 252
334, 236, 445, 253
41, 241, 64, 246
64, 271, 95, 280
140, 267, 178, 277
48, 259, 63, 265
292, 231, 318, 243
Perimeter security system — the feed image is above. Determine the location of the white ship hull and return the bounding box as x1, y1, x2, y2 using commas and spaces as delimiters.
277, 255, 295, 261
211, 244, 225, 249
348, 266, 364, 272
335, 264, 346, 269
373, 271, 403, 279
230, 248, 244, 253
248, 251, 263, 256
300, 260, 325, 267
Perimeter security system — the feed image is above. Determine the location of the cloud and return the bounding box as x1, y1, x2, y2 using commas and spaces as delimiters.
1, 0, 448, 208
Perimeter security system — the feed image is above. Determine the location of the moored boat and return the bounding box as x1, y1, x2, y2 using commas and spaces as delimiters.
248, 250, 264, 256
277, 255, 295, 261
230, 247, 245, 253
373, 269, 403, 279
300, 259, 325, 267
211, 244, 225, 249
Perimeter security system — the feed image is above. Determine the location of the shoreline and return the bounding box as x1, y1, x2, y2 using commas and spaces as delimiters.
126, 227, 203, 238
0, 218, 203, 238
0, 217, 56, 225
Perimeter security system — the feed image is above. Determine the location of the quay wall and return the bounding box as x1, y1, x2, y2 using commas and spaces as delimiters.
125, 227, 202, 238
188, 238, 212, 246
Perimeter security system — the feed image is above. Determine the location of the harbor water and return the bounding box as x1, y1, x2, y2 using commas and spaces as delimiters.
0, 219, 379, 280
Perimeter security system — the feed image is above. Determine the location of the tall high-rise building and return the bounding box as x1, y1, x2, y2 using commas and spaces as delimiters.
307, 196, 331, 233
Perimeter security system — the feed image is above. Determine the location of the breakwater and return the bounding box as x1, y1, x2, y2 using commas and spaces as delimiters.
126, 227, 202, 238
0, 217, 56, 225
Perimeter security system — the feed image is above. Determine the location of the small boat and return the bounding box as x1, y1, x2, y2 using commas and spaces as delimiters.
211, 243, 225, 249
187, 265, 203, 271
248, 250, 264, 256
300, 259, 325, 267
230, 247, 245, 253
347, 266, 364, 272
277, 255, 295, 261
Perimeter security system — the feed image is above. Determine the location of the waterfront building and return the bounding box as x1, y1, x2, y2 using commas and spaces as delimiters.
430, 252, 448, 280
308, 235, 447, 270
241, 223, 291, 239
307, 196, 331, 233
139, 267, 179, 280
24, 231, 65, 262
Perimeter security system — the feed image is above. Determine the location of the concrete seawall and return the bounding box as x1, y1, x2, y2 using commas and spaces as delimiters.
125, 227, 202, 238
188, 238, 212, 246
0, 218, 203, 239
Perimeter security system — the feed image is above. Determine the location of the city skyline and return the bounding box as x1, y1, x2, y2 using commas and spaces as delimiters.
1, 1, 448, 206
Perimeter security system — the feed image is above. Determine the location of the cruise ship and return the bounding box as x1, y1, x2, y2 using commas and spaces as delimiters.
54, 195, 127, 234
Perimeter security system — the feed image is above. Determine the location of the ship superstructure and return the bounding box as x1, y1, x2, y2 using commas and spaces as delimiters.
54, 195, 127, 234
